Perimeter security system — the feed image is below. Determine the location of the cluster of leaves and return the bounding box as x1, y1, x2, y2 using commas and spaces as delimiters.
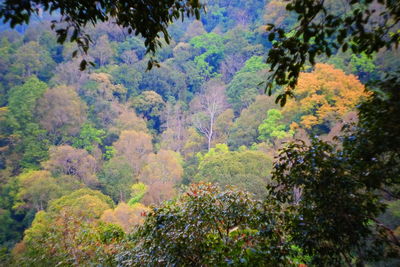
117, 183, 296, 266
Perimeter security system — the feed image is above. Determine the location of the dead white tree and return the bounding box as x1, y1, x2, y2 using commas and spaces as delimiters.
191, 80, 227, 151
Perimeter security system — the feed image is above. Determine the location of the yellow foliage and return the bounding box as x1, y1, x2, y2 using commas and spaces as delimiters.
101, 202, 149, 232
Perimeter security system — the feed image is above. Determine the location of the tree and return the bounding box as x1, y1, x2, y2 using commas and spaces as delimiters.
229, 95, 278, 149
226, 56, 268, 113
183, 20, 207, 41
11, 41, 55, 80
130, 90, 166, 130
327, 51, 377, 83
258, 109, 293, 145
90, 35, 114, 66
6, 76, 47, 132
109, 64, 142, 96
160, 101, 188, 152
213, 108, 234, 145
195, 145, 273, 197
117, 183, 294, 266
281, 64, 368, 133
84, 72, 128, 102
0, 0, 202, 69
221, 28, 264, 83
266, 74, 400, 264
101, 202, 149, 233
138, 64, 187, 101
43, 145, 99, 188
14, 170, 61, 212
5, 77, 50, 168
139, 150, 183, 205
99, 156, 135, 203
190, 33, 226, 78
140, 150, 183, 185
265, 0, 400, 103
12, 189, 120, 266
51, 58, 89, 86
182, 127, 207, 158
191, 79, 227, 151
268, 139, 393, 265
108, 105, 148, 135
128, 182, 148, 206
113, 130, 153, 175
258, 1, 400, 264
261, 0, 297, 30
72, 123, 105, 154
36, 85, 87, 137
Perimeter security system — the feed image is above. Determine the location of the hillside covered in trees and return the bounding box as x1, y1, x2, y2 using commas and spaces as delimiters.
0, 0, 399, 266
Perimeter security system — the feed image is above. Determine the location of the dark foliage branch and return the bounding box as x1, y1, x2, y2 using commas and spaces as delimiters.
267, 72, 400, 264
266, 0, 400, 106
0, 0, 202, 70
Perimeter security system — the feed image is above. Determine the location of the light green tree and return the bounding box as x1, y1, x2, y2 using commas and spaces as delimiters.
190, 33, 225, 78
258, 109, 293, 144
195, 146, 273, 197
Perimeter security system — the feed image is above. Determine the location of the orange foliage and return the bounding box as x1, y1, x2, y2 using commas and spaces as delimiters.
282, 63, 369, 129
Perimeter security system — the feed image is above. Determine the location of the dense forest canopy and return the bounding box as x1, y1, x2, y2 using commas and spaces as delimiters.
0, 0, 399, 266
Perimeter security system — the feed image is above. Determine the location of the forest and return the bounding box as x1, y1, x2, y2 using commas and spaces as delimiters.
0, 0, 399, 266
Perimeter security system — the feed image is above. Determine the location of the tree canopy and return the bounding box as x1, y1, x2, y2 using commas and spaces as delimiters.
0, 0, 202, 69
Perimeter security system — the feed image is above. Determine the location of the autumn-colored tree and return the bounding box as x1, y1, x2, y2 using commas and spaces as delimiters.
43, 145, 99, 188
51, 57, 89, 86
191, 79, 227, 151
183, 20, 207, 41
261, 0, 297, 29
139, 150, 183, 185
36, 85, 87, 137
113, 130, 153, 175
281, 64, 368, 132
139, 150, 183, 205
141, 181, 177, 206
101, 202, 149, 233
84, 72, 127, 102
109, 105, 148, 135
